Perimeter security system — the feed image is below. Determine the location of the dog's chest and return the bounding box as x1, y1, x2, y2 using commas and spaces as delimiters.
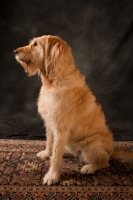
37, 88, 64, 119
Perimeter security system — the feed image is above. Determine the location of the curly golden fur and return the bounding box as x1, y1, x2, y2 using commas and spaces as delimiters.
14, 35, 133, 185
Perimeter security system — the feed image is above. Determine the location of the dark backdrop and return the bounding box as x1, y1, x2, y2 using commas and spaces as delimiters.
0, 0, 133, 140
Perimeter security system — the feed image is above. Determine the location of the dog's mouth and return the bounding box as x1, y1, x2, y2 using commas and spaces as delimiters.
19, 58, 26, 63
16, 57, 31, 65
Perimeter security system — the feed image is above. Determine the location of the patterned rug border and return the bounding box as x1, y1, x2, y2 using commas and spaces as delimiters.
0, 186, 133, 193
0, 139, 133, 146
0, 139, 133, 152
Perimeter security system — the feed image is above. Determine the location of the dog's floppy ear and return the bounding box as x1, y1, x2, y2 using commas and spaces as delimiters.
44, 36, 65, 81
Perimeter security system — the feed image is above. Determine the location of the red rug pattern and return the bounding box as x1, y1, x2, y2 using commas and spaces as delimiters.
0, 140, 133, 199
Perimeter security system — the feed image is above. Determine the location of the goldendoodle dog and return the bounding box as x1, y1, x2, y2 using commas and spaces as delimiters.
14, 35, 133, 185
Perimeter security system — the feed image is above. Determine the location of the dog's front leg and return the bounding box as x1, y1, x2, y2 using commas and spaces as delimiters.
36, 127, 53, 159
43, 130, 67, 185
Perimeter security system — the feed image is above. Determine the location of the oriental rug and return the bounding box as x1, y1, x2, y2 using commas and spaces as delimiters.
0, 140, 133, 200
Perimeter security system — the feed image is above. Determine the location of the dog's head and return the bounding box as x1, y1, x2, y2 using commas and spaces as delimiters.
14, 35, 75, 82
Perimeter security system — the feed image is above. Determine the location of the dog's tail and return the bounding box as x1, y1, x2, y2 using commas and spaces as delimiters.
112, 147, 133, 163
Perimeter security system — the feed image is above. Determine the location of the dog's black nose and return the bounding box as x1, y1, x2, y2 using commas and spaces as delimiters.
13, 49, 19, 54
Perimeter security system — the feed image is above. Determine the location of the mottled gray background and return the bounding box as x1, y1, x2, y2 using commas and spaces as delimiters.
0, 0, 133, 140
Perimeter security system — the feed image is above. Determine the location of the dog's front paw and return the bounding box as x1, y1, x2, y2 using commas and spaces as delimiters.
36, 150, 50, 159
43, 171, 60, 185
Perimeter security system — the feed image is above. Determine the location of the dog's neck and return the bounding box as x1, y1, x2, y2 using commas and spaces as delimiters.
41, 75, 53, 90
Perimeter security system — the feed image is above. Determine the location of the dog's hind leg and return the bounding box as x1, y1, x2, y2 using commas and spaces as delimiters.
36, 127, 53, 159
80, 148, 110, 174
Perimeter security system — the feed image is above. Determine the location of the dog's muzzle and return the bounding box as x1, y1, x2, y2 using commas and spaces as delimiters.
13, 49, 19, 55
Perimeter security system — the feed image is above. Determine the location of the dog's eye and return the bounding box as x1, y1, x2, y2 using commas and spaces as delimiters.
33, 42, 38, 46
